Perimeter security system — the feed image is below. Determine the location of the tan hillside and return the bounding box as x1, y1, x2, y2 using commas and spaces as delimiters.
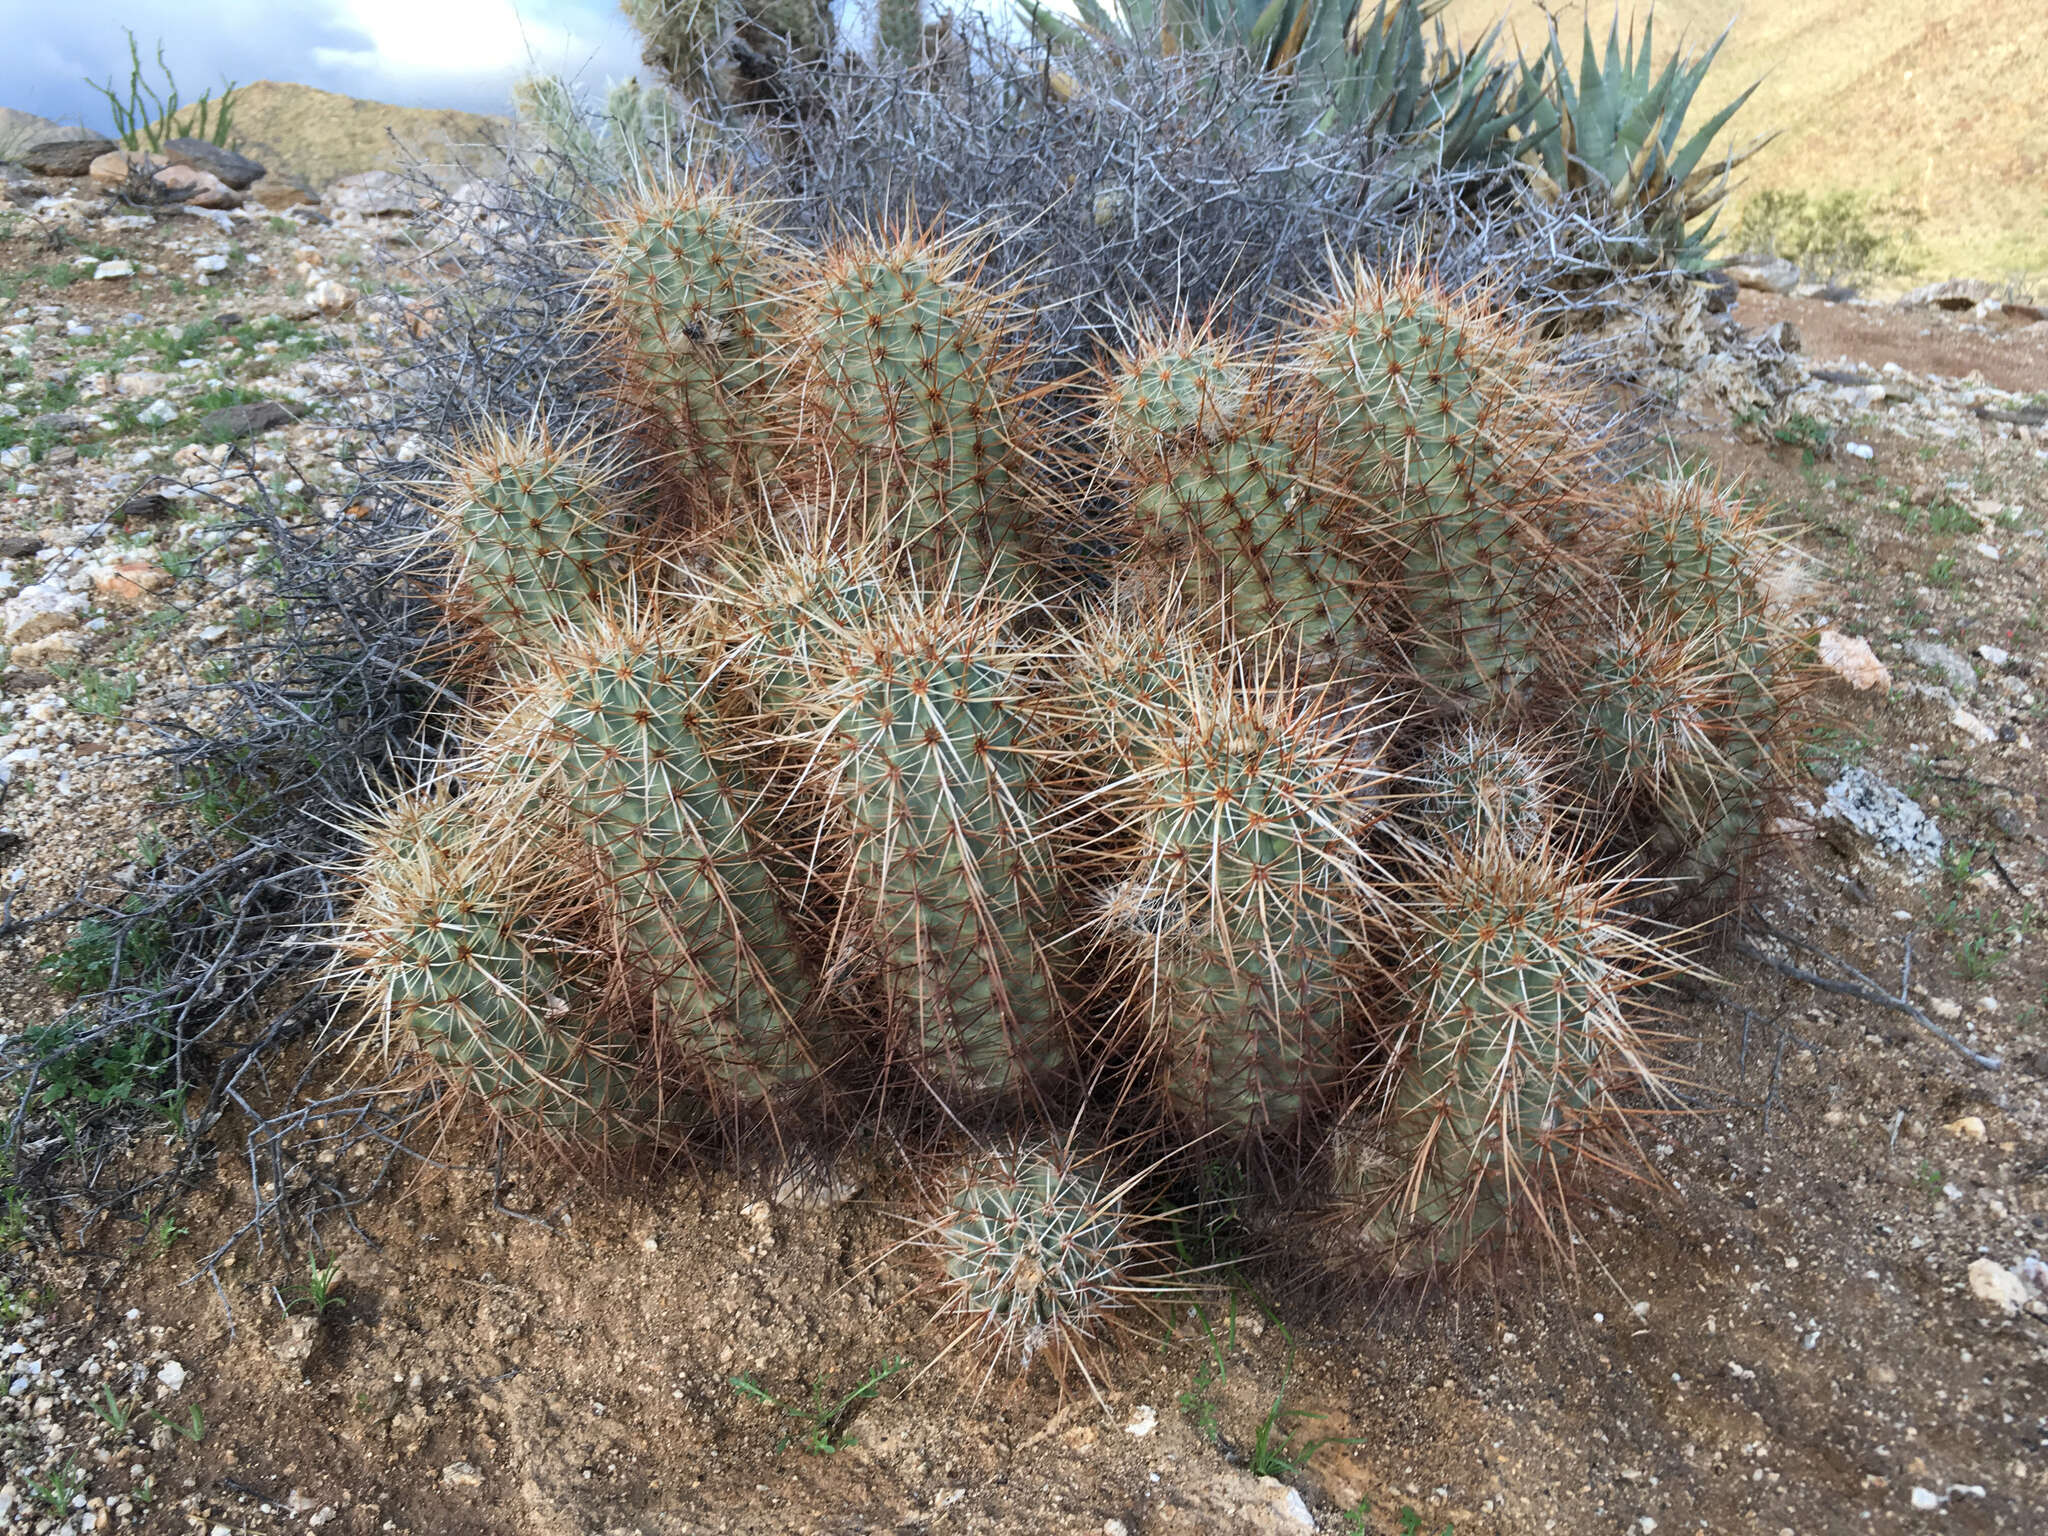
1442, 0, 2048, 281
216, 79, 513, 192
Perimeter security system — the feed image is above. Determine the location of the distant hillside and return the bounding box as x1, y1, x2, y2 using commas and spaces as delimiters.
219, 80, 513, 192
1442, 0, 2048, 280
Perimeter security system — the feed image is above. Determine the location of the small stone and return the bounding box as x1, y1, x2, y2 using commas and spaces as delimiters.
287, 1491, 318, 1515
161, 137, 265, 191
90, 558, 170, 607
199, 400, 300, 440
88, 149, 159, 187
135, 399, 178, 427
20, 136, 118, 177
1974, 541, 2002, 561
2, 583, 88, 644
92, 259, 135, 281
1929, 997, 1962, 1021
1843, 441, 1875, 460
1946, 1115, 1987, 1142
1968, 1258, 2028, 1314
305, 279, 355, 315
1952, 707, 1997, 746
1901, 279, 1996, 311
1910, 1486, 1943, 1510
193, 254, 229, 274
1123, 1403, 1157, 1437
1819, 768, 1943, 870
1905, 639, 1978, 698
441, 1460, 482, 1488
1978, 643, 2013, 668
1105, 1522, 1130, 1536
152, 162, 240, 211
156, 1360, 186, 1391
324, 169, 415, 217
1818, 631, 1889, 692
1723, 255, 1800, 293
1974, 995, 1998, 1015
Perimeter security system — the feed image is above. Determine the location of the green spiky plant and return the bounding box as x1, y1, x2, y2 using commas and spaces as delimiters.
1335, 834, 1673, 1268
921, 1140, 1152, 1376
1102, 326, 1372, 660
335, 180, 1812, 1295
1094, 643, 1393, 1137
597, 187, 781, 507
744, 568, 1075, 1107
345, 793, 664, 1148
520, 619, 824, 1109
1407, 727, 1553, 854
781, 232, 1037, 594
1524, 14, 1774, 269
433, 424, 624, 650
1290, 262, 1588, 711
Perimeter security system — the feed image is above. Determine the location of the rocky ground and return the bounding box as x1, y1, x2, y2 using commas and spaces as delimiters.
0, 168, 2045, 1535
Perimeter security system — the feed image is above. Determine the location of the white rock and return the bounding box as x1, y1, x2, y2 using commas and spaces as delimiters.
2, 583, 88, 644
1974, 541, 2002, 561
156, 1360, 186, 1390
1952, 708, 1997, 746
1843, 441, 1874, 460
1929, 997, 1963, 1021
441, 1461, 482, 1488
1967, 1258, 2028, 1314
1818, 631, 1889, 692
1820, 768, 1943, 870
1979, 643, 2013, 668
92, 259, 135, 281
1975, 995, 1998, 1015
193, 254, 229, 274
306, 279, 354, 315
135, 398, 177, 427
1910, 1486, 1944, 1510
1123, 1403, 1157, 1437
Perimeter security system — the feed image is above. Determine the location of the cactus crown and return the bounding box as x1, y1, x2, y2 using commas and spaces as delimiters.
926, 1141, 1144, 1372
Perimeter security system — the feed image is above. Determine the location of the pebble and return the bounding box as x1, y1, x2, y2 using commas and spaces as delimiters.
441, 1460, 483, 1488
135, 398, 177, 426
1929, 997, 1963, 1021
1968, 1258, 2033, 1314
91, 259, 135, 281
1843, 441, 1874, 459
1910, 1486, 1943, 1510
1123, 1404, 1157, 1437
1946, 1115, 1987, 1141
156, 1360, 185, 1390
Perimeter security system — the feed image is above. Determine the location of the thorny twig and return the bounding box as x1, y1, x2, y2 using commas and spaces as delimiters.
1734, 918, 2003, 1072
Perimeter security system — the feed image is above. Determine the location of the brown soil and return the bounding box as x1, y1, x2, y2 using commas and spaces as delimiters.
4, 248, 2047, 1534
1730, 291, 2048, 396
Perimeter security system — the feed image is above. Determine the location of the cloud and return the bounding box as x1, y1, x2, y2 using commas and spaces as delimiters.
0, 0, 643, 128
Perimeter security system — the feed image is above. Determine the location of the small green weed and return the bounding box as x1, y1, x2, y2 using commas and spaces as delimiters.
729, 1357, 909, 1455
26, 1459, 83, 1515
1928, 554, 1957, 589
91, 1385, 136, 1434
1398, 1509, 1455, 1536
37, 902, 172, 996
149, 1404, 205, 1443
143, 1214, 187, 1258
1914, 1159, 1945, 1197
1958, 935, 2001, 984
55, 665, 139, 719
1246, 1340, 1361, 1478
287, 1257, 346, 1317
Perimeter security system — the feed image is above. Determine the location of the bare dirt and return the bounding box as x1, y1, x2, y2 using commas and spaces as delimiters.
2, 201, 2046, 1536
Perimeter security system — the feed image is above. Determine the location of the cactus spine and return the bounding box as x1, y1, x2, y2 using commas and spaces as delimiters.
1351, 839, 1663, 1267
1098, 649, 1393, 1136
781, 580, 1073, 1105
1104, 331, 1370, 659
925, 1141, 1145, 1372
346, 794, 662, 1147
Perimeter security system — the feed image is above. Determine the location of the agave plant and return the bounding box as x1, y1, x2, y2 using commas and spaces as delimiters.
1523, 14, 1774, 268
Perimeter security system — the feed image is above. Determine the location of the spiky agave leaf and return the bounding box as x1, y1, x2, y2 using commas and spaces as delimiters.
482, 612, 827, 1112
1103, 323, 1375, 659
1290, 263, 1597, 711
432, 421, 627, 650
918, 1138, 1161, 1383
1336, 833, 1675, 1270
595, 182, 782, 509
779, 227, 1039, 595
1093, 643, 1400, 1137
341, 788, 669, 1148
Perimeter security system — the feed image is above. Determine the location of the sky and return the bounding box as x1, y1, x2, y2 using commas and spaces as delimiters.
0, 0, 650, 128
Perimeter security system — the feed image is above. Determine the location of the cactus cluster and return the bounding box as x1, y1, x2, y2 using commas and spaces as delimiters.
341, 182, 1809, 1294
